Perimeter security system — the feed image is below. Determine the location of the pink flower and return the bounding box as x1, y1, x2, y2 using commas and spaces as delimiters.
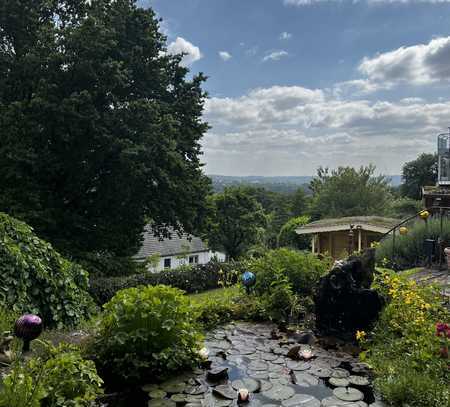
436, 323, 449, 337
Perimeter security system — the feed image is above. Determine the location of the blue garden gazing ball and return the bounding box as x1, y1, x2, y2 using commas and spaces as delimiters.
242, 271, 256, 287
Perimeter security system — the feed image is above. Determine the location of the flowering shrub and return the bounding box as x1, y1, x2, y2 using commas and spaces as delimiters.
363, 270, 449, 406
436, 322, 450, 359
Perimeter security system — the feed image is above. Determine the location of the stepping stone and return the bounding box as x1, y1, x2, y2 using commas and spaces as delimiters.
321, 396, 368, 406
213, 385, 237, 400
331, 368, 350, 379
290, 371, 319, 387
348, 376, 370, 387
310, 366, 333, 378
262, 384, 295, 401
333, 387, 364, 402
329, 377, 350, 387
231, 378, 261, 393
148, 389, 167, 399
282, 394, 320, 407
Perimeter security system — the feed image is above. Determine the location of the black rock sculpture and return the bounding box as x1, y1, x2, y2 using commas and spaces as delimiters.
314, 249, 384, 335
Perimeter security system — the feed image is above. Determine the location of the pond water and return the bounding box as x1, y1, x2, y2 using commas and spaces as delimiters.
108, 322, 385, 407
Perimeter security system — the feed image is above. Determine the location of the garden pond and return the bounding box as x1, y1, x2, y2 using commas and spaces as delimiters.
111, 322, 387, 407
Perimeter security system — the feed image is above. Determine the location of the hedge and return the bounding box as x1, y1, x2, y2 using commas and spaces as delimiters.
89, 261, 244, 305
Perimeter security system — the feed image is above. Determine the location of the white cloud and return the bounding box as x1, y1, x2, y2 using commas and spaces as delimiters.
219, 51, 232, 61
280, 32, 293, 40
358, 36, 450, 86
203, 83, 444, 175
262, 50, 289, 62
167, 37, 202, 67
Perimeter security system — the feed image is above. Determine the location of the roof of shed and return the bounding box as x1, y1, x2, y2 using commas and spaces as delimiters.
295, 216, 399, 235
134, 225, 209, 260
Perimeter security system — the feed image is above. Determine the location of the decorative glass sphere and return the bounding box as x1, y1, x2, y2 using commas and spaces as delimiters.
14, 314, 43, 352
242, 271, 256, 287
399, 226, 408, 236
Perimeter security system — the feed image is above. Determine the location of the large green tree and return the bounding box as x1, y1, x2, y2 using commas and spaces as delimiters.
309, 165, 392, 219
206, 187, 267, 260
401, 153, 437, 200
0, 0, 210, 260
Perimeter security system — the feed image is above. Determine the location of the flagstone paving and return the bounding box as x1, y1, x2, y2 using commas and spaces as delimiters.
143, 322, 387, 407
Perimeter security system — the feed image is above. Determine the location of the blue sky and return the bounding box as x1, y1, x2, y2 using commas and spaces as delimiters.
144, 0, 450, 176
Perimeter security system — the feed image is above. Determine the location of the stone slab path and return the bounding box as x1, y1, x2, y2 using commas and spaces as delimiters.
143, 322, 387, 407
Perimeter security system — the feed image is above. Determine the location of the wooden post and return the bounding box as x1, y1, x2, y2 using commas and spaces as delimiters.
358, 228, 362, 252
312, 234, 316, 254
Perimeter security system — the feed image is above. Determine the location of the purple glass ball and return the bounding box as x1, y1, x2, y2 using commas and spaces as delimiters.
14, 314, 43, 341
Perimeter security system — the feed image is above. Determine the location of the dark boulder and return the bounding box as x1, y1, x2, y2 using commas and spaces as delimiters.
314, 249, 384, 335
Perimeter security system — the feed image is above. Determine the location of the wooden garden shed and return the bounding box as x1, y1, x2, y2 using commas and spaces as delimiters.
295, 216, 399, 259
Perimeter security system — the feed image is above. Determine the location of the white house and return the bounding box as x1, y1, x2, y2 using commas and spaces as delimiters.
134, 225, 226, 272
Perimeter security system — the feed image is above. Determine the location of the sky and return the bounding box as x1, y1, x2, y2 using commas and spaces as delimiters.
143, 0, 450, 176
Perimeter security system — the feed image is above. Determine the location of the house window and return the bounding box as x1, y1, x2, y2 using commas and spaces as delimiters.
164, 258, 171, 269
189, 255, 199, 264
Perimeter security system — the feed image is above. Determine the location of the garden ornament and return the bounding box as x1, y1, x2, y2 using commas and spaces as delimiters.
241, 271, 256, 294
399, 226, 408, 235
237, 388, 249, 403
419, 210, 430, 221
14, 314, 43, 352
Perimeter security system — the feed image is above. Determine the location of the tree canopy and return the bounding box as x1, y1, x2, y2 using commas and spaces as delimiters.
0, 0, 210, 260
401, 153, 437, 200
309, 165, 392, 219
205, 187, 267, 260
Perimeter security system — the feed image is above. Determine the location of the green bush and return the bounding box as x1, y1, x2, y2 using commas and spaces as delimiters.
277, 216, 311, 249
0, 306, 17, 334
376, 217, 450, 269
89, 261, 243, 305
250, 248, 330, 297
363, 270, 450, 406
0, 342, 103, 407
88, 285, 202, 384
0, 213, 94, 328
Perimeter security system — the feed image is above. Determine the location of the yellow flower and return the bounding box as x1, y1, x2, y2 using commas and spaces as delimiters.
356, 330, 366, 341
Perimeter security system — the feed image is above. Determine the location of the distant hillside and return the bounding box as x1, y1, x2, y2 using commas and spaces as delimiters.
209, 174, 402, 194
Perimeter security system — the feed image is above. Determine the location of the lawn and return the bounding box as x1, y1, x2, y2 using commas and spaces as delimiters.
188, 286, 241, 305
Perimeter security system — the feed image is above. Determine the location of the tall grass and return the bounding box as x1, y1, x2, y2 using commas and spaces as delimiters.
376, 217, 450, 269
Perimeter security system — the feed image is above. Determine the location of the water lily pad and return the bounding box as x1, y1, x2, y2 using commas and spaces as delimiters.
331, 368, 350, 378
170, 394, 187, 403
262, 384, 295, 401
261, 353, 278, 361
148, 399, 176, 407
282, 394, 320, 407
213, 385, 237, 400
286, 360, 311, 371
333, 387, 364, 402
259, 380, 273, 392
309, 366, 333, 378
348, 376, 369, 386
290, 372, 319, 387
148, 390, 167, 399
329, 377, 350, 387
321, 396, 368, 406
231, 377, 261, 393
142, 384, 160, 393
206, 366, 228, 381
248, 361, 268, 371
247, 370, 269, 380
160, 381, 187, 394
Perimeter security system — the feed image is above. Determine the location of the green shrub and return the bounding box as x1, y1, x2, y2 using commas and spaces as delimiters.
88, 285, 202, 384
0, 342, 103, 407
89, 261, 243, 305
277, 216, 311, 249
0, 306, 17, 334
376, 217, 450, 269
0, 213, 94, 328
363, 270, 450, 406
250, 248, 330, 297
